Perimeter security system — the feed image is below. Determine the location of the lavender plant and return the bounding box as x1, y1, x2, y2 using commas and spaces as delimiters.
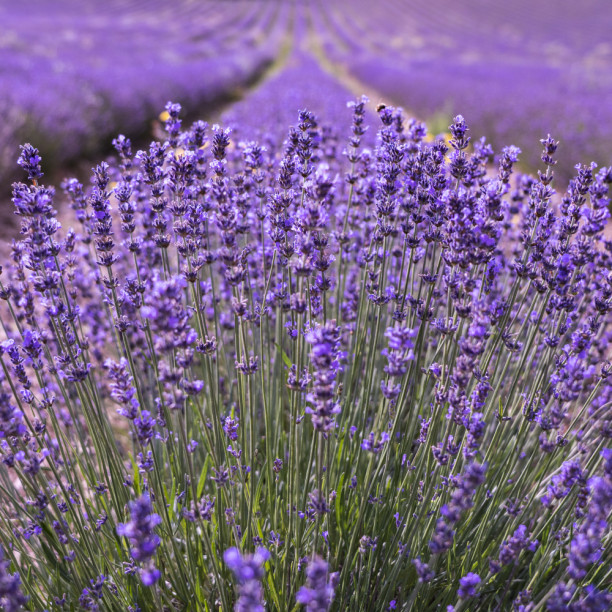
0, 101, 611, 611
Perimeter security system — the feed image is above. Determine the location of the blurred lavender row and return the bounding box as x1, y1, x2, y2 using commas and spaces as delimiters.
222, 51, 369, 144
221, 4, 377, 151
0, 0, 289, 183
310, 0, 612, 182
3, 0, 610, 188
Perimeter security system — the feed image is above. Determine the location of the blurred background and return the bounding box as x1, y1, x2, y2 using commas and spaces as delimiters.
1, 0, 611, 202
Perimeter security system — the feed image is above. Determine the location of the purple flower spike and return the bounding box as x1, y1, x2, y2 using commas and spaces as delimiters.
17, 144, 43, 181
305, 323, 342, 432
223, 417, 239, 441
457, 572, 481, 599
296, 557, 339, 612
0, 547, 28, 611
224, 547, 270, 612
117, 495, 161, 587
496, 525, 539, 569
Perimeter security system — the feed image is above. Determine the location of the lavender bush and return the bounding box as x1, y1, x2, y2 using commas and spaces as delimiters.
0, 101, 611, 610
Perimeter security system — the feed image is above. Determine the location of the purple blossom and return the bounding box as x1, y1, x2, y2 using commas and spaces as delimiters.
430, 463, 486, 553
224, 547, 270, 611
105, 358, 139, 419
546, 582, 575, 612
79, 575, 105, 611
382, 326, 416, 377
223, 417, 239, 441
457, 572, 481, 599
361, 431, 390, 453
134, 411, 156, 446
305, 323, 342, 432
495, 525, 539, 569
0, 548, 28, 611
542, 459, 584, 506
296, 557, 339, 612
412, 558, 435, 583
17, 144, 43, 181
117, 495, 161, 586
568, 473, 612, 580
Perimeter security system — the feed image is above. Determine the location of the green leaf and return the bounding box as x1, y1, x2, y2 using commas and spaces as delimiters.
254, 460, 266, 512
167, 477, 177, 521
130, 453, 141, 494
197, 455, 211, 498
336, 472, 346, 533
267, 572, 282, 611
275, 342, 292, 368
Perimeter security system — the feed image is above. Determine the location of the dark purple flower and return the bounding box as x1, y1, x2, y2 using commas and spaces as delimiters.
430, 463, 486, 553
429, 519, 455, 554
382, 326, 416, 377
361, 431, 390, 453
235, 355, 259, 376
105, 358, 139, 419
449, 115, 471, 151
546, 582, 575, 612
223, 417, 239, 441
79, 575, 105, 611
574, 585, 612, 612
164, 102, 182, 146
134, 410, 156, 446
542, 459, 584, 506
540, 135, 559, 168
568, 474, 612, 580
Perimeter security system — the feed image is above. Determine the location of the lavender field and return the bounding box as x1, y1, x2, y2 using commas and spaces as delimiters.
0, 0, 289, 185
0, 1, 611, 611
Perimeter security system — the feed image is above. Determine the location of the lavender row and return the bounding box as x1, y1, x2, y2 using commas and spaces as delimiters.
221, 49, 373, 146
310, 0, 612, 183
0, 0, 289, 184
